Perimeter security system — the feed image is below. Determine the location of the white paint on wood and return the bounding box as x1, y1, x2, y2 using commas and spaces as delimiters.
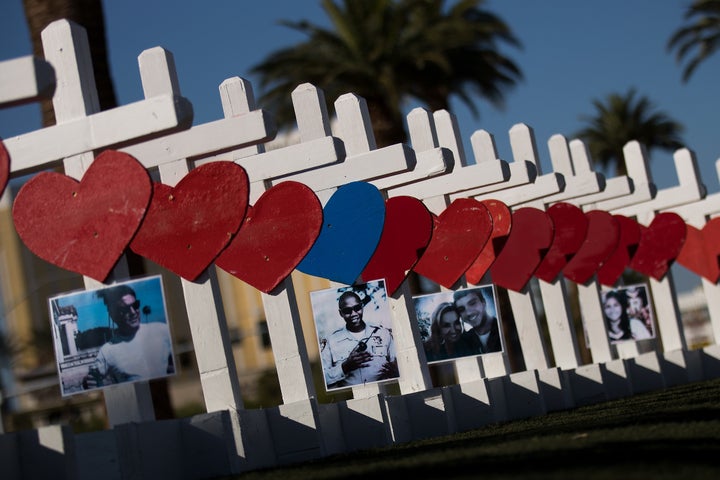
121, 111, 275, 168
506, 289, 550, 370
292, 83, 333, 142
139, 47, 246, 414
610, 148, 705, 217
0, 56, 55, 107
538, 279, 583, 369
567, 139, 633, 206
371, 148, 453, 191
38, 19, 157, 425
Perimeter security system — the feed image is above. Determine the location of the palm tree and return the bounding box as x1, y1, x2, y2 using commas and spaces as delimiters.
667, 0, 720, 83
250, 0, 522, 147
573, 89, 685, 176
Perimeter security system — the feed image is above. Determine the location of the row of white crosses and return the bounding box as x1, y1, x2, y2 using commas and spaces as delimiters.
523, 137, 708, 398
386, 119, 555, 425
3, 17, 720, 474
394, 121, 581, 414
3, 20, 344, 469
3, 18, 444, 464
510, 138, 647, 402
272, 91, 454, 449
4, 21, 194, 426
598, 146, 708, 388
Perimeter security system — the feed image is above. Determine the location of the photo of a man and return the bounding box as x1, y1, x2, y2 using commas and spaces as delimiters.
48, 275, 175, 396
311, 279, 399, 391
454, 287, 503, 354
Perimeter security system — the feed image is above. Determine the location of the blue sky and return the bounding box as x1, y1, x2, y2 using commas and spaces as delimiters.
1, 0, 717, 293
50, 275, 168, 332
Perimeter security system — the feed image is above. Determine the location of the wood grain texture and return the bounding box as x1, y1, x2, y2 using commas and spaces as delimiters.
130, 161, 249, 281
216, 181, 323, 293
12, 150, 152, 282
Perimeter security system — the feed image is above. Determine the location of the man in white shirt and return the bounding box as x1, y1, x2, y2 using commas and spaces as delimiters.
83, 284, 174, 388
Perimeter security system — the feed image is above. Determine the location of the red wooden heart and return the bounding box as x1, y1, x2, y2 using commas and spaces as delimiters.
130, 161, 249, 281
534, 202, 588, 283
563, 210, 620, 284
629, 212, 687, 280
490, 207, 554, 292
215, 181, 323, 294
361, 195, 433, 295
12, 150, 152, 282
413, 198, 492, 289
597, 214, 642, 286
0, 139, 9, 197
465, 199, 512, 285
675, 218, 720, 282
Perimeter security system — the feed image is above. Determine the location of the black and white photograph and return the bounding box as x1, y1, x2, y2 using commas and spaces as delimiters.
310, 279, 399, 392
601, 283, 656, 344
48, 275, 175, 396
413, 285, 503, 364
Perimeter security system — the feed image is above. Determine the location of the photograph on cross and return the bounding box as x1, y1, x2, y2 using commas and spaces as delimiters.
48, 275, 176, 396
601, 283, 656, 344
413, 285, 504, 364
310, 279, 399, 392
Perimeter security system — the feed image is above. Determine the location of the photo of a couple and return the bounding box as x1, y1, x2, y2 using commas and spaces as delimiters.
414, 285, 504, 364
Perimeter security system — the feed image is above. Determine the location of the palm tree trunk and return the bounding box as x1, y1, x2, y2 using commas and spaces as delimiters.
22, 0, 116, 127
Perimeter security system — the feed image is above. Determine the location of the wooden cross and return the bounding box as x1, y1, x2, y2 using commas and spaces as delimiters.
4, 20, 195, 426
465, 129, 601, 414
0, 55, 55, 108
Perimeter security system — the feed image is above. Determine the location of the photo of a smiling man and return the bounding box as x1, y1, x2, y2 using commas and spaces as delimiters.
310, 279, 399, 392
453, 286, 503, 355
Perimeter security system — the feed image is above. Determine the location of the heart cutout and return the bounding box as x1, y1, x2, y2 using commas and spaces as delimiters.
130, 161, 249, 281
597, 214, 642, 286
296, 181, 385, 285
563, 210, 620, 284
676, 217, 720, 282
629, 212, 687, 280
490, 207, 554, 292
0, 139, 9, 197
534, 202, 588, 283
12, 150, 152, 282
465, 199, 512, 285
413, 198, 493, 289
215, 181, 323, 293
361, 195, 433, 295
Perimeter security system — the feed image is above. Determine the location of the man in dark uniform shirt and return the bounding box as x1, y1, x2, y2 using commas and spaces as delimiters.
453, 288, 502, 354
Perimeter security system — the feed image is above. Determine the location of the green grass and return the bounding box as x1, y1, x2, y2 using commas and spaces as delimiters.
225, 377, 720, 479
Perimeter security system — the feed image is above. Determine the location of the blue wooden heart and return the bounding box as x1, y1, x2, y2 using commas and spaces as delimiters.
296, 181, 386, 284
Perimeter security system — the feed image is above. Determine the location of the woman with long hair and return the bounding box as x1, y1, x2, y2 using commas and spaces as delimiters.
602, 289, 652, 343
423, 302, 472, 362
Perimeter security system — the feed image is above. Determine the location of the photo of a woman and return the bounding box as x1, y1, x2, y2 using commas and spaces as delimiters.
601, 286, 653, 343
423, 302, 474, 362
